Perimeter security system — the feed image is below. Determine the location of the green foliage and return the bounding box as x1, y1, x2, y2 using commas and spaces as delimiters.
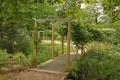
0, 26, 18, 53
12, 52, 33, 68
45, 30, 52, 40
37, 43, 52, 63
103, 30, 115, 43
89, 29, 103, 41
56, 23, 67, 43
112, 23, 120, 45
102, 0, 120, 22
72, 20, 91, 45
57, 24, 67, 37
37, 42, 63, 64
37, 42, 74, 64
0, 0, 56, 54
0, 26, 32, 55
45, 30, 59, 40
0, 50, 9, 65
0, 52, 33, 73
15, 33, 33, 55
98, 28, 117, 44
68, 42, 120, 80
56, 0, 84, 18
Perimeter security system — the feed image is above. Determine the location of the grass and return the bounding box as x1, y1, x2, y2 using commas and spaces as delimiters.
0, 41, 75, 80
37, 41, 75, 64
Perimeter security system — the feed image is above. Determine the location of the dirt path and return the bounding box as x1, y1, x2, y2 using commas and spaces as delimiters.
16, 53, 78, 80
0, 53, 79, 80
16, 70, 68, 80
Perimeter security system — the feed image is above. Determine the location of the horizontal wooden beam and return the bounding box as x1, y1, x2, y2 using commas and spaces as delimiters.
33, 18, 70, 23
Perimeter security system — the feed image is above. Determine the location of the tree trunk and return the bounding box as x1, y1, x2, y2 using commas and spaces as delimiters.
81, 45, 84, 55
76, 44, 79, 59
7, 39, 14, 54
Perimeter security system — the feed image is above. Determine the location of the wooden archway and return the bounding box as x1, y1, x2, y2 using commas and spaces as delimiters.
33, 17, 71, 70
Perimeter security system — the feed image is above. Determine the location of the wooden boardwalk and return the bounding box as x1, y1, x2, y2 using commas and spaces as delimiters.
17, 53, 78, 80
38, 53, 76, 72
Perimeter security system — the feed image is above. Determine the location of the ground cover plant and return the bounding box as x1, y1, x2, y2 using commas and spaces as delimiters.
68, 42, 120, 80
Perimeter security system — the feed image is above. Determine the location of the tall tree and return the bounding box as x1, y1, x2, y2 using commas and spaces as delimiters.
72, 20, 91, 55
0, 0, 56, 54
102, 0, 120, 23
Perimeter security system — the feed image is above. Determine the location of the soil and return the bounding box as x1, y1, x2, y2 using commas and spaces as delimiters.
0, 53, 79, 80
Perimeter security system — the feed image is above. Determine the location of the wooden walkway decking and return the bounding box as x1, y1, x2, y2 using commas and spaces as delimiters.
17, 53, 78, 80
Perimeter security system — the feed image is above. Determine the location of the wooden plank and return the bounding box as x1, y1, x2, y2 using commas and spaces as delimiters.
33, 18, 69, 23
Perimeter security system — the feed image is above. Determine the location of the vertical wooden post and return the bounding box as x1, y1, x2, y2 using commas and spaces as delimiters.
34, 21, 38, 67
61, 35, 64, 54
52, 24, 54, 59
66, 20, 71, 70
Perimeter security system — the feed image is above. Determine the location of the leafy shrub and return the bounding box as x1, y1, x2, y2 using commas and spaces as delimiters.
68, 42, 120, 80
15, 30, 33, 55
13, 52, 32, 68
100, 28, 116, 44
89, 29, 103, 41
37, 42, 75, 64
37, 43, 61, 64
37, 43, 51, 63
0, 50, 9, 66
113, 27, 120, 45
0, 26, 32, 55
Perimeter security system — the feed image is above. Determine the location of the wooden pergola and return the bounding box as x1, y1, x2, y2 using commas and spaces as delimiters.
33, 17, 71, 70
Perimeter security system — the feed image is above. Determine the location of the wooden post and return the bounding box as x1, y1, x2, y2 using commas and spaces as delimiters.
52, 24, 54, 59
34, 21, 38, 67
61, 35, 64, 54
66, 20, 71, 70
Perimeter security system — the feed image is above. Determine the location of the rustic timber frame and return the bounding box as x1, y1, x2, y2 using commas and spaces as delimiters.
33, 17, 71, 70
